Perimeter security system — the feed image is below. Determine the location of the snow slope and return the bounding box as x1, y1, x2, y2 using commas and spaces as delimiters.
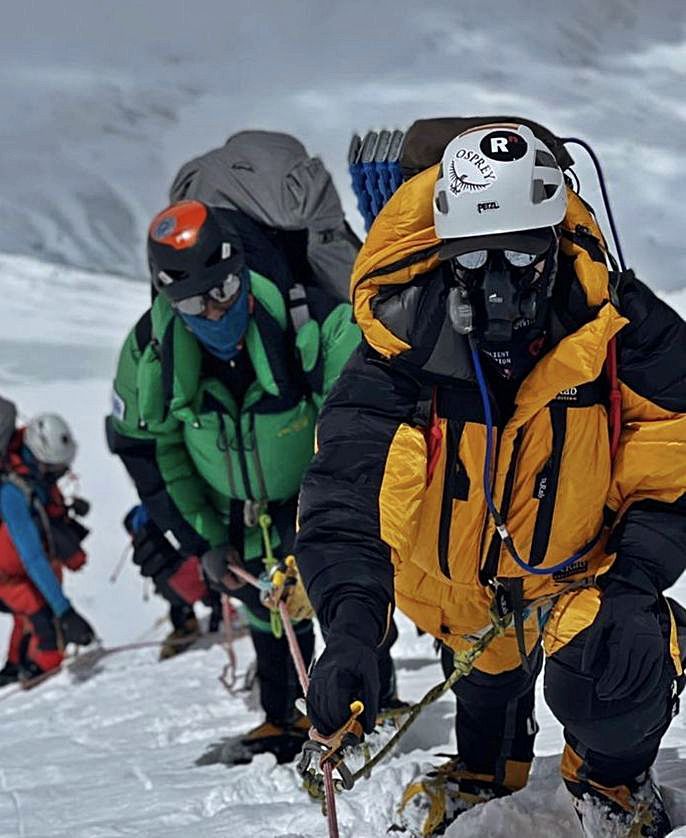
0, 1, 685, 289
0, 254, 161, 645
0, 614, 683, 837
1, 4, 685, 831
0, 255, 685, 836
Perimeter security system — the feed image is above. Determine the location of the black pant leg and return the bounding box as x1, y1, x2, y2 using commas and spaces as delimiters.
441, 644, 542, 787
28, 606, 60, 651
232, 566, 314, 725
544, 601, 684, 786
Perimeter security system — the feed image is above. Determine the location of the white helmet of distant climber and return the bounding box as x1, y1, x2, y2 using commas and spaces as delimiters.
24, 413, 77, 468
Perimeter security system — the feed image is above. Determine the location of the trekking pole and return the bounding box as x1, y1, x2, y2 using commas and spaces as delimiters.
218, 593, 238, 692
109, 542, 132, 584
226, 563, 343, 838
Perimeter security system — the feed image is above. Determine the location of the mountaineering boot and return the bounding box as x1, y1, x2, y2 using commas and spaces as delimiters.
391, 757, 528, 836
16, 658, 62, 689
564, 770, 672, 837
0, 661, 20, 687
159, 615, 200, 661
379, 695, 412, 719
219, 713, 310, 766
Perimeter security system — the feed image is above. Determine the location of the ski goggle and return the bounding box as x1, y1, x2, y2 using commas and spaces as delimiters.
157, 271, 242, 316
453, 249, 545, 271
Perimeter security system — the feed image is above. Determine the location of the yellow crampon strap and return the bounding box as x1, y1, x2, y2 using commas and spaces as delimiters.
398, 777, 448, 837
257, 513, 283, 638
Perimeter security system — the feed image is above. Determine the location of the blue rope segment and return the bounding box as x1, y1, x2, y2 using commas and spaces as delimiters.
349, 161, 375, 231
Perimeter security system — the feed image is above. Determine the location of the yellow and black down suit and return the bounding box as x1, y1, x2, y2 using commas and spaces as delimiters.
296, 165, 686, 792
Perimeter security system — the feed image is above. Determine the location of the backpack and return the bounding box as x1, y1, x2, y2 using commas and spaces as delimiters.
169, 130, 360, 302
399, 116, 574, 178
0, 396, 17, 469
348, 116, 575, 231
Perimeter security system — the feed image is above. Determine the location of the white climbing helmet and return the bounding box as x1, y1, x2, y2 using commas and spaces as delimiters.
24, 413, 77, 469
433, 123, 567, 250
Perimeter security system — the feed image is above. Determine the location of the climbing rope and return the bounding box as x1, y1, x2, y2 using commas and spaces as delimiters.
298, 604, 513, 800
0, 628, 240, 703
227, 560, 343, 838
218, 593, 238, 692
296, 581, 593, 800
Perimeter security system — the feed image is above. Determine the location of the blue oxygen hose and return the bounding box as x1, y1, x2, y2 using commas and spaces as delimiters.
469, 338, 602, 577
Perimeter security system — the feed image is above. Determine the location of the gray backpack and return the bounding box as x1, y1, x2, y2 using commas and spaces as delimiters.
169, 131, 359, 302
0, 396, 17, 466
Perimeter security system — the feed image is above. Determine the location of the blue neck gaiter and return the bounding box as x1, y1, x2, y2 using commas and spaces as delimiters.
179, 273, 250, 362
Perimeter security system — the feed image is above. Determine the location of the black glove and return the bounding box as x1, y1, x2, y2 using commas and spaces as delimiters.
307, 634, 380, 736
581, 580, 665, 703
59, 607, 96, 646
201, 545, 245, 592
129, 521, 179, 579
306, 599, 384, 736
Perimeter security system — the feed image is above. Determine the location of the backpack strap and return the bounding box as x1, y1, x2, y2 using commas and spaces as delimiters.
0, 471, 57, 558
287, 283, 311, 332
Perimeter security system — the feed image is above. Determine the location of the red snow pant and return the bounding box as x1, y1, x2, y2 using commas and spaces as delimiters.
0, 573, 64, 673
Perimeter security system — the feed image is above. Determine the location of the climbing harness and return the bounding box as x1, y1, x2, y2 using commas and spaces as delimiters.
256, 512, 283, 639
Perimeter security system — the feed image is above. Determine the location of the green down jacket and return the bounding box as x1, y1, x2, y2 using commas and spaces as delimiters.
106, 269, 359, 560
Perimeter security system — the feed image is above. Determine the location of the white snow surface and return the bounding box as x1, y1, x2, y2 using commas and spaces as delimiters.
1, 1, 686, 289
0, 254, 685, 835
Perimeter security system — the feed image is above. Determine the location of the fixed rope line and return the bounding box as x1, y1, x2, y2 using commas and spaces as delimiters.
218, 593, 238, 692
227, 562, 342, 838
0, 630, 235, 703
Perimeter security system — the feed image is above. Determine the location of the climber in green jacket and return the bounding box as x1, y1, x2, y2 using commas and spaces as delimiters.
105, 195, 367, 763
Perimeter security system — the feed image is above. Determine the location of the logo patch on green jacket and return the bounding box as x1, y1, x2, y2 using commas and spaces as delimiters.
111, 388, 126, 421
276, 415, 310, 438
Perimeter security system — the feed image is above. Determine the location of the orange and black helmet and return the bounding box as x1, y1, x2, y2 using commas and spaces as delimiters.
147, 201, 245, 308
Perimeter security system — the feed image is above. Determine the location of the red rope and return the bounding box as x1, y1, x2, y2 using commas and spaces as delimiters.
425, 387, 443, 486
229, 564, 340, 838
606, 337, 622, 460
